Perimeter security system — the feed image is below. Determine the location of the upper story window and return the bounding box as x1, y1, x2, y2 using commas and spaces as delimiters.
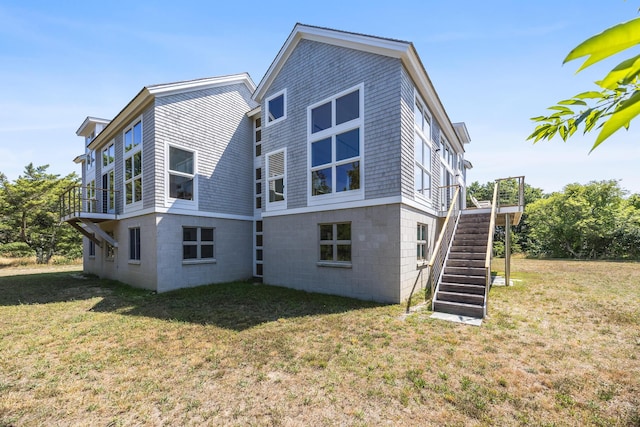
308, 84, 364, 204
124, 118, 143, 207
102, 142, 115, 168
266, 149, 286, 210
86, 149, 96, 171
265, 89, 287, 126
124, 120, 142, 152
414, 97, 433, 199
254, 117, 262, 157
168, 145, 195, 202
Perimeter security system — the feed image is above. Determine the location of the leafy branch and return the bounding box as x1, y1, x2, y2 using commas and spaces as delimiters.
529, 17, 640, 151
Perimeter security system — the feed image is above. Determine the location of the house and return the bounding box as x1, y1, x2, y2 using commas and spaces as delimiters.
62, 24, 523, 316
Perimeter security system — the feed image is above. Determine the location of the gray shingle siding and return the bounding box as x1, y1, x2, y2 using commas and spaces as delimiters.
154, 83, 255, 216
261, 39, 404, 209
400, 66, 415, 200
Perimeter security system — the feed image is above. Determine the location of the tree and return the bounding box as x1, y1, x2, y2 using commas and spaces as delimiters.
0, 164, 81, 263
525, 180, 638, 259
529, 17, 640, 151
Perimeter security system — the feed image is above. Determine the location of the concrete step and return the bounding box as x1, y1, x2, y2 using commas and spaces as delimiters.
433, 300, 484, 318
444, 266, 486, 276
437, 291, 485, 305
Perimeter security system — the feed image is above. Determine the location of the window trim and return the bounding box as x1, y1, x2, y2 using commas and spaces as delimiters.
129, 227, 141, 263
102, 141, 115, 169
182, 226, 215, 264
265, 89, 287, 127
317, 222, 352, 267
417, 223, 429, 266
265, 148, 286, 211
123, 117, 143, 211
307, 83, 365, 206
165, 143, 197, 208
414, 94, 434, 203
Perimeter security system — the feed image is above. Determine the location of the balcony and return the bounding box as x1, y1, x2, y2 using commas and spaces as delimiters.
60, 186, 120, 248
60, 186, 119, 222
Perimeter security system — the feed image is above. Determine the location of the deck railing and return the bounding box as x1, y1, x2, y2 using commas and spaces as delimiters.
59, 185, 119, 220
428, 185, 461, 303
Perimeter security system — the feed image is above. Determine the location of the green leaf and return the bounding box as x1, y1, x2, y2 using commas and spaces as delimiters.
592, 90, 640, 150
558, 99, 587, 106
548, 105, 574, 113
564, 17, 640, 72
597, 54, 640, 89
575, 91, 605, 99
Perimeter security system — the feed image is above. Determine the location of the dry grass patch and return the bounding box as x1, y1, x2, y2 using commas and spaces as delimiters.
0, 259, 639, 426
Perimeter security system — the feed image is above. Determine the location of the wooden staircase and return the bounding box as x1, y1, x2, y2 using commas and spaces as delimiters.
433, 212, 491, 318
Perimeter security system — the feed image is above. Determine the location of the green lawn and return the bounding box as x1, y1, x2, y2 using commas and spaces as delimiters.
0, 258, 638, 426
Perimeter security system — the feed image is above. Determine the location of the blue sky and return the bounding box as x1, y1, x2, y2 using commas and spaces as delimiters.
1, 0, 639, 194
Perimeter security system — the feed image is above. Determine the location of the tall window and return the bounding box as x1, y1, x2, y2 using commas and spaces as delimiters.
183, 227, 214, 260
254, 117, 262, 157
265, 89, 286, 126
417, 223, 428, 262
102, 142, 115, 168
309, 85, 363, 202
319, 222, 352, 263
266, 150, 286, 209
86, 180, 96, 213
129, 227, 141, 261
414, 98, 433, 199
124, 119, 142, 206
168, 146, 195, 201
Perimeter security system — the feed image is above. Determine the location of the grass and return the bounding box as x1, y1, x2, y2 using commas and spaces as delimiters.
0, 258, 639, 426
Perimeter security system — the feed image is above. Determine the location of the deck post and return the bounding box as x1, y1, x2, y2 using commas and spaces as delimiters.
504, 213, 511, 286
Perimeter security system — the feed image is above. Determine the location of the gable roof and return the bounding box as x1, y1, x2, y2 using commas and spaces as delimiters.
253, 23, 469, 149
87, 73, 256, 151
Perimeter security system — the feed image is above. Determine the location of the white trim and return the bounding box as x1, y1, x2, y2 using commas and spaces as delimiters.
165, 142, 198, 209
113, 206, 254, 222
261, 195, 440, 218
123, 116, 144, 213
307, 83, 364, 207
265, 148, 287, 211
264, 88, 287, 127
149, 73, 255, 98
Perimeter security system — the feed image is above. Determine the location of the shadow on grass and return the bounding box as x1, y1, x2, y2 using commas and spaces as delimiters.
0, 271, 384, 331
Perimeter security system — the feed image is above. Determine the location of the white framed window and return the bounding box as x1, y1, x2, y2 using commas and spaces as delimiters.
417, 223, 428, 263
88, 234, 96, 258
266, 149, 286, 210
414, 96, 433, 200
129, 227, 141, 262
167, 145, 196, 204
254, 116, 262, 157
86, 149, 95, 171
86, 180, 96, 213
182, 227, 214, 261
102, 142, 115, 168
123, 118, 143, 208
308, 84, 364, 205
319, 222, 352, 265
265, 89, 287, 127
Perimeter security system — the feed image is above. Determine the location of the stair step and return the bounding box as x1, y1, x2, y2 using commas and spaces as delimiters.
448, 252, 486, 261
439, 282, 486, 294
447, 259, 485, 268
444, 266, 486, 276
450, 245, 487, 253
433, 300, 485, 318
452, 237, 487, 245
442, 273, 485, 285
437, 291, 485, 305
